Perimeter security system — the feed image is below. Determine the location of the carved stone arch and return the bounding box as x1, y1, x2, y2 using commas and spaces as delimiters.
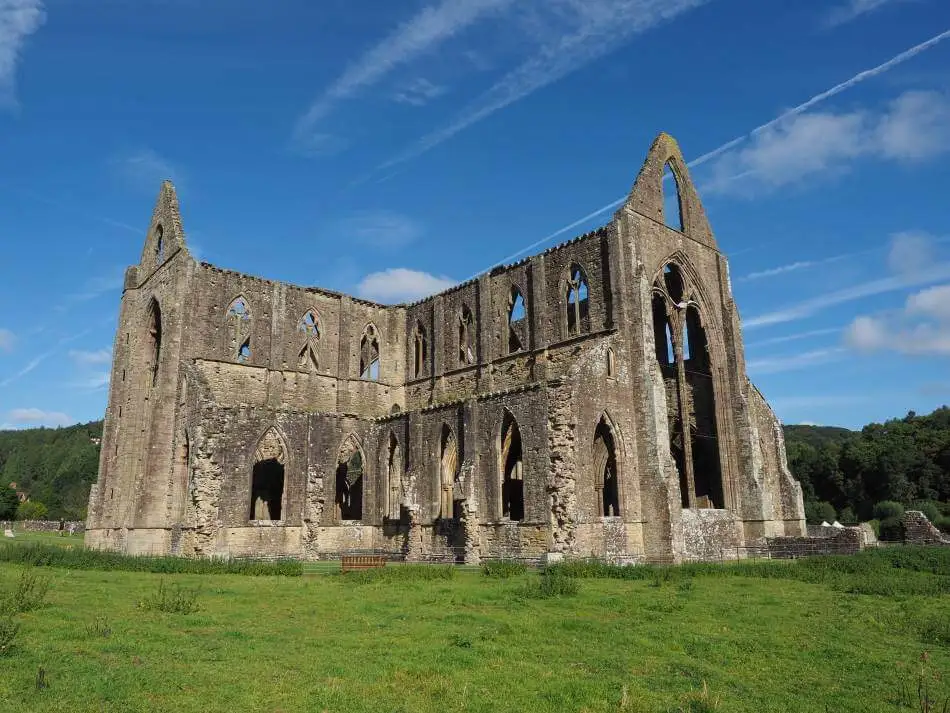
621, 133, 717, 249
336, 433, 365, 521
297, 308, 321, 371
145, 297, 162, 390
497, 408, 525, 521
562, 262, 591, 338
249, 426, 288, 521
506, 283, 528, 354
439, 424, 460, 519
139, 181, 189, 269
458, 304, 475, 365
226, 295, 253, 363
593, 411, 625, 518
360, 323, 381, 380
384, 430, 403, 520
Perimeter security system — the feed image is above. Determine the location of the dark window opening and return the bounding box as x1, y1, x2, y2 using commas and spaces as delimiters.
662, 162, 684, 232
336, 449, 363, 520
459, 305, 475, 365
360, 325, 380, 380
508, 288, 527, 354
440, 425, 459, 519
250, 458, 284, 520
413, 322, 427, 378
155, 224, 164, 263
663, 263, 684, 304
566, 265, 590, 336
594, 417, 620, 517
671, 430, 689, 509
500, 411, 524, 521
147, 300, 162, 388
652, 294, 671, 366
684, 306, 709, 373
606, 347, 615, 377
690, 428, 724, 510
298, 311, 320, 371
390, 404, 401, 414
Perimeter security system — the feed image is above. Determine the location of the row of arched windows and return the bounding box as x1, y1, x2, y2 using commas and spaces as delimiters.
244, 411, 622, 525
409, 265, 592, 377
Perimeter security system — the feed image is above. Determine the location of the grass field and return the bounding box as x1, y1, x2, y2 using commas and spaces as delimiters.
0, 547, 948, 713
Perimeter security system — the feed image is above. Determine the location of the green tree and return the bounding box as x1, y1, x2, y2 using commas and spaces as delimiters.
16, 500, 48, 521
0, 486, 18, 520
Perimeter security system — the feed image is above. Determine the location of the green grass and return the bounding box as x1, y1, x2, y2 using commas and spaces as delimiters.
0, 549, 948, 712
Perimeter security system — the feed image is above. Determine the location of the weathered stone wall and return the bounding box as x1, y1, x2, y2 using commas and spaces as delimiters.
902, 510, 950, 546
88, 134, 806, 563
767, 528, 864, 559
2, 520, 85, 534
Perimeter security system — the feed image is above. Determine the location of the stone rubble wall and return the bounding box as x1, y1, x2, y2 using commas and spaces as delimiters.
902, 510, 950, 546
2, 520, 85, 534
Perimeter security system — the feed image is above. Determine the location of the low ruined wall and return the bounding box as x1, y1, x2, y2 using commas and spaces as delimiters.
2, 520, 85, 534
767, 527, 863, 559
680, 509, 743, 561
902, 510, 950, 546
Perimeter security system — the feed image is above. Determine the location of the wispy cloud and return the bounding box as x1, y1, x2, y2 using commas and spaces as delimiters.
742, 260, 820, 281
823, 0, 901, 29
294, 0, 512, 148
336, 211, 424, 249
0, 0, 46, 108
0, 328, 14, 352
57, 266, 125, 308
357, 268, 456, 303
845, 283, 950, 356
370, 0, 708, 177
68, 348, 111, 366
706, 90, 950, 195
744, 232, 950, 330
744, 327, 842, 349
0, 329, 89, 388
495, 28, 950, 263
5, 407, 73, 428
746, 347, 847, 375
70, 371, 110, 391
393, 77, 447, 106
113, 148, 180, 193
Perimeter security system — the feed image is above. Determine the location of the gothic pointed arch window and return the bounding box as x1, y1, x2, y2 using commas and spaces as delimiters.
146, 298, 162, 389
249, 428, 286, 521
651, 261, 724, 510
593, 416, 620, 517
507, 287, 527, 354
458, 305, 475, 365
412, 321, 428, 378
663, 162, 684, 232
155, 224, 164, 264
565, 264, 590, 337
336, 437, 364, 521
297, 310, 321, 371
360, 324, 380, 380
499, 410, 524, 521
439, 425, 459, 519
226, 296, 252, 363
386, 431, 402, 520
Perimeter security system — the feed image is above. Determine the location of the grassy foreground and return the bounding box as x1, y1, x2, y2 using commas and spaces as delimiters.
0, 552, 948, 713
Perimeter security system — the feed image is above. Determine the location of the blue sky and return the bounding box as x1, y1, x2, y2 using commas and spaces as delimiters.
1, 0, 949, 431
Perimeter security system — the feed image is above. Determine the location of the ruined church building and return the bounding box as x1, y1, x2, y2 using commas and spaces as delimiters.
86, 134, 806, 562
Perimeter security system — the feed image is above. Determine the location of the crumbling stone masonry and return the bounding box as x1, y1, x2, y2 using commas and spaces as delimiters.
85, 134, 805, 562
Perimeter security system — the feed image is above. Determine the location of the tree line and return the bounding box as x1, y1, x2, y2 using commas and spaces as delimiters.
0, 421, 102, 521
784, 406, 950, 534
1, 406, 948, 529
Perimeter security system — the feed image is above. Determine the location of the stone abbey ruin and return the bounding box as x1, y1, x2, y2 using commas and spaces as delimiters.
86, 133, 806, 562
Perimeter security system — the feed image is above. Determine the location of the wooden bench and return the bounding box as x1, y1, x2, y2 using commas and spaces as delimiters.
341, 555, 387, 573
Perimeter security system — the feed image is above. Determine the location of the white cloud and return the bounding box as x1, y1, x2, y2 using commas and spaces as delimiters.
707, 91, 950, 195
113, 148, 180, 192
473, 30, 950, 269
0, 328, 14, 352
744, 232, 950, 330
6, 407, 73, 428
294, 0, 512, 144
357, 268, 456, 303
371, 0, 708, 175
72, 371, 110, 391
68, 349, 111, 366
58, 266, 125, 307
393, 77, 446, 106
746, 348, 847, 375
887, 230, 936, 275
742, 260, 818, 282
337, 211, 423, 249
745, 327, 841, 349
0, 0, 45, 108
845, 282, 950, 356
824, 0, 900, 29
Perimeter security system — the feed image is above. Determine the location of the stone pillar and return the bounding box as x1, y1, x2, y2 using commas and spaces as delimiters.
460, 498, 481, 565
404, 504, 424, 562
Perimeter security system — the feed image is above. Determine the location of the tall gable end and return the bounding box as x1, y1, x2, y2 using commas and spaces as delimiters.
139, 180, 189, 273
622, 133, 717, 250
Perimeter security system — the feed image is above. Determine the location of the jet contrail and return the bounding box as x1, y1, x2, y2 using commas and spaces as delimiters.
478, 28, 950, 272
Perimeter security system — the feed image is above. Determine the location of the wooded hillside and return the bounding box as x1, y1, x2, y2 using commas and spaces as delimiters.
1, 406, 948, 525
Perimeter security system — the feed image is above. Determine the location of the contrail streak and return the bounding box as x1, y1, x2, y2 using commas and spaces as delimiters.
478, 28, 950, 272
